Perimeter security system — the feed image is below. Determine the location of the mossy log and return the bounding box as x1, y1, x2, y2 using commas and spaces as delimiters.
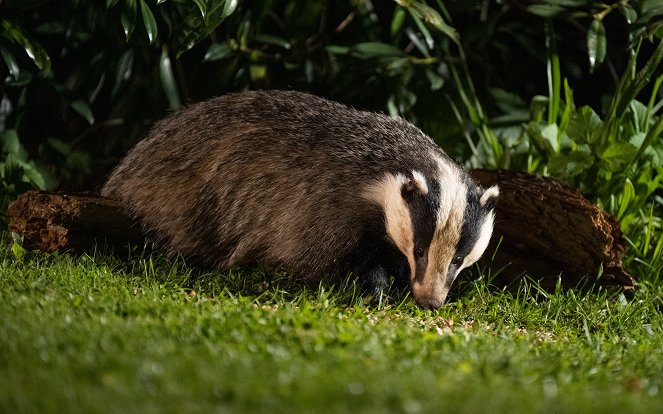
7, 169, 634, 291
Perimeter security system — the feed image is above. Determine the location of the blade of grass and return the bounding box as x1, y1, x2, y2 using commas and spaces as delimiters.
646, 74, 663, 117
546, 21, 561, 128
603, 39, 663, 145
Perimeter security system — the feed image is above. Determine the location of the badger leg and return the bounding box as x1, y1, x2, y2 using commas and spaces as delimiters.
356, 246, 410, 299
359, 263, 390, 298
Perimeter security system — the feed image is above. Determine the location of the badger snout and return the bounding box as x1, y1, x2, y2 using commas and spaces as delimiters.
417, 296, 446, 310
411, 281, 449, 309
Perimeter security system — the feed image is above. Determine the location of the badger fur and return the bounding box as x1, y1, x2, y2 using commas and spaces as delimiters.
102, 90, 498, 308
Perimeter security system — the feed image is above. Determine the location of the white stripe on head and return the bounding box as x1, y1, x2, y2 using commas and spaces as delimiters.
410, 157, 467, 306
362, 173, 415, 276
431, 157, 463, 222
461, 211, 495, 270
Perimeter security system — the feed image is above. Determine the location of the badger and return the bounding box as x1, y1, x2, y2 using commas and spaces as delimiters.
102, 90, 498, 308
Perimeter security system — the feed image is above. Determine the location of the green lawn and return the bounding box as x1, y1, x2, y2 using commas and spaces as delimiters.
1, 243, 663, 413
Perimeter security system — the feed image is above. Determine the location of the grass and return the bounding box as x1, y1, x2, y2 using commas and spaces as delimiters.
2, 242, 663, 413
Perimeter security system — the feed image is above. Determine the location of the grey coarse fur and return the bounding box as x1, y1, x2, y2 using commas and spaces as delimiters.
102, 90, 468, 280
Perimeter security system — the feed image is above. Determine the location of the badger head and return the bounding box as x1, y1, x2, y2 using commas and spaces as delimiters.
364, 166, 499, 309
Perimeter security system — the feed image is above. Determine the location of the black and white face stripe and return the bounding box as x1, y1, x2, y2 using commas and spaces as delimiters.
424, 178, 497, 306
446, 184, 492, 286
461, 184, 499, 270
361, 170, 434, 290
362, 167, 498, 308
402, 178, 441, 284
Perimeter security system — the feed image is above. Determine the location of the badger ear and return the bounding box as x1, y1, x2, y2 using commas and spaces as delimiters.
402, 179, 417, 194
480, 185, 499, 210
401, 171, 429, 195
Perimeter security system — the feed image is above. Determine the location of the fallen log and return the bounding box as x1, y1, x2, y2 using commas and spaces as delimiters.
7, 191, 144, 253
470, 169, 634, 291
6, 170, 634, 291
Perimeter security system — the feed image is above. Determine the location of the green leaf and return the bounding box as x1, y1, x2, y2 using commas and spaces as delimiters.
527, 5, 566, 18
112, 48, 135, 97
391, 7, 406, 38
139, 0, 158, 44
601, 142, 638, 172
620, 4, 638, 24
2, 154, 25, 185
567, 106, 603, 144
587, 19, 606, 73
529, 95, 549, 122
1, 129, 28, 161
551, 0, 594, 6
629, 114, 663, 167
559, 79, 575, 132
403, 20, 430, 57
67, 151, 92, 174
159, 46, 181, 111
204, 42, 233, 61
641, 0, 663, 18
546, 22, 561, 124
628, 100, 649, 132
0, 43, 31, 85
548, 151, 595, 177
193, 0, 206, 17
221, 0, 239, 19
325, 45, 350, 55
490, 88, 527, 114
172, 0, 238, 54
617, 178, 635, 220
395, 88, 417, 114
11, 232, 27, 260
3, 151, 50, 190
121, 0, 138, 40
387, 95, 399, 118
647, 74, 663, 117
629, 132, 647, 148
249, 63, 267, 84
541, 123, 559, 153
349, 42, 405, 59
1, 19, 51, 72
404, 1, 459, 45
603, 36, 663, 143
70, 100, 95, 125
425, 69, 444, 91
22, 162, 49, 190
0, 44, 21, 79
527, 122, 559, 154
107, 0, 121, 8
408, 9, 434, 56
46, 137, 70, 156
254, 34, 291, 50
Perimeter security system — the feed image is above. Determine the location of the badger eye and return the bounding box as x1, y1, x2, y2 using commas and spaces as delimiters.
451, 256, 463, 266
414, 247, 425, 259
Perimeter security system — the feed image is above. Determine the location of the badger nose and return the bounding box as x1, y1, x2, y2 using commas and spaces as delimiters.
413, 295, 445, 309
411, 283, 448, 309
424, 297, 444, 309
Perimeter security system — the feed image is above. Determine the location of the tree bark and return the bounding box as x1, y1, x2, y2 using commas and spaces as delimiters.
6, 169, 634, 291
